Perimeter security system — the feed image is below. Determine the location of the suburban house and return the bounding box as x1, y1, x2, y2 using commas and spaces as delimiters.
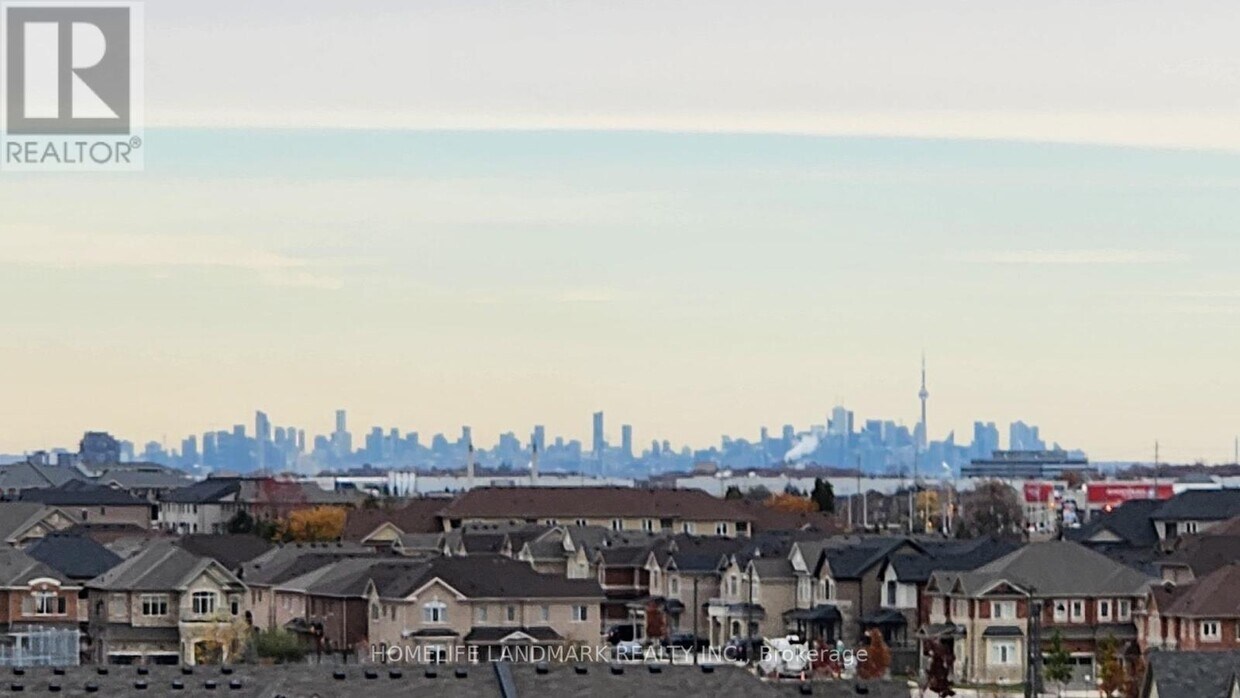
158, 477, 357, 534
238, 542, 377, 632
86, 540, 248, 665
365, 555, 606, 662
1139, 563, 1240, 653
816, 536, 923, 645
0, 502, 78, 546
21, 481, 155, 528
342, 497, 448, 546
924, 540, 1153, 686
1149, 490, 1240, 542
0, 461, 81, 495
0, 547, 86, 659
436, 487, 754, 537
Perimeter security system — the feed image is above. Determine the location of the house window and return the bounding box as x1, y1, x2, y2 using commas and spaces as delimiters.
989, 640, 1019, 665
506, 605, 517, 622
715, 523, 728, 536
229, 596, 240, 616
423, 601, 447, 624
641, 519, 654, 532
1201, 620, 1222, 642
991, 601, 1016, 619
540, 605, 550, 622
572, 605, 588, 622
575, 519, 588, 527
141, 594, 169, 617
1070, 599, 1085, 622
476, 606, 488, 623
192, 591, 217, 615
1184, 522, 1200, 534
611, 519, 623, 531
669, 577, 679, 595
1053, 600, 1068, 623
1098, 600, 1112, 622
952, 599, 968, 619
371, 603, 381, 620
1117, 599, 1131, 621
32, 591, 63, 616
682, 522, 695, 534
728, 576, 739, 596
886, 581, 897, 607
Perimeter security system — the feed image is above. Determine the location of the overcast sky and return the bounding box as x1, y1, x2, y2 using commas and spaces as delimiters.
2, 1, 1240, 461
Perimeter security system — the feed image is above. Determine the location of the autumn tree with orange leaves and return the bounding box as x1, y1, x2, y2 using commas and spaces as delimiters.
280, 506, 347, 542
857, 628, 891, 681
765, 493, 818, 513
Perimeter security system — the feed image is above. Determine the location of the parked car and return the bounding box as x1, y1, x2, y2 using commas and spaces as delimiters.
604, 623, 641, 645
663, 632, 709, 652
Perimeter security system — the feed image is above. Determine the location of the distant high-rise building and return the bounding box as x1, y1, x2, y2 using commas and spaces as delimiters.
1009, 420, 1045, 451
332, 409, 351, 458
180, 435, 199, 468
78, 431, 121, 466
255, 411, 271, 471
621, 424, 633, 458
592, 411, 605, 456
533, 425, 546, 454
972, 421, 1000, 458
335, 409, 347, 434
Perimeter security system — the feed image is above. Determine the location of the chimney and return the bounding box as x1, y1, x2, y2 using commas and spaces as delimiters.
530, 437, 540, 486
467, 443, 475, 490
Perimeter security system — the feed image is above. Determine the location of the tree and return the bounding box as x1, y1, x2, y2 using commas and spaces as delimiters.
724, 485, 744, 500
811, 478, 835, 513
254, 628, 307, 663
1097, 635, 1124, 697
1122, 653, 1145, 698
281, 506, 346, 542
766, 492, 817, 513
645, 600, 667, 643
1043, 630, 1073, 696
857, 628, 891, 681
923, 639, 956, 696
955, 481, 1022, 539
226, 511, 256, 535
201, 612, 250, 665
743, 485, 772, 502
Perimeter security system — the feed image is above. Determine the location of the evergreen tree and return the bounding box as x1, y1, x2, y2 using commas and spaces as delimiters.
810, 477, 835, 513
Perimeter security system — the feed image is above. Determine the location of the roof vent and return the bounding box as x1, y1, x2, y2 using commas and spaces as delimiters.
388, 670, 402, 679
47, 684, 60, 693
853, 684, 869, 695
171, 680, 184, 690
534, 662, 550, 675
134, 680, 147, 690
332, 671, 347, 680
609, 664, 623, 675
84, 684, 99, 693
573, 665, 588, 675
136, 667, 149, 675
204, 680, 217, 690
700, 665, 715, 674
647, 664, 662, 674
51, 669, 64, 677
12, 668, 24, 676
181, 667, 193, 675
228, 680, 242, 690
799, 682, 813, 695
424, 668, 437, 679
454, 668, 468, 679
364, 670, 378, 680
9, 683, 23, 692
96, 668, 108, 676
221, 666, 234, 675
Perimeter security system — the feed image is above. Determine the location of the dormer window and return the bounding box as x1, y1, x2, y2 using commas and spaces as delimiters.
191, 591, 217, 615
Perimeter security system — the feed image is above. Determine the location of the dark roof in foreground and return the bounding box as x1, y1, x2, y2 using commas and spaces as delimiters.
0, 662, 911, 698
20, 479, 150, 506
440, 486, 752, 521
25, 532, 122, 580
1143, 650, 1240, 698
1065, 499, 1161, 548
1152, 489, 1240, 522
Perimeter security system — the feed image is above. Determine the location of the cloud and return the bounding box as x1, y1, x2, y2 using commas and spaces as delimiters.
947, 249, 1191, 265
0, 230, 344, 289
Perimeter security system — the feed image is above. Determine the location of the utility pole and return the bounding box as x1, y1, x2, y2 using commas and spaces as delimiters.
857, 457, 865, 530
692, 576, 699, 664
1024, 588, 1043, 698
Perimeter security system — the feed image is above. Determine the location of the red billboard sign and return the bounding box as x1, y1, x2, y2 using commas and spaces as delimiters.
1085, 482, 1173, 504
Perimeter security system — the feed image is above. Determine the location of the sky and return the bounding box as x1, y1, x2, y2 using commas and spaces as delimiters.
2, 0, 1240, 461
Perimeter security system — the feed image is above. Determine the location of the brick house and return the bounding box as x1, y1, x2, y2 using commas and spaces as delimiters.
924, 540, 1153, 686
1140, 563, 1240, 653
0, 547, 85, 651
